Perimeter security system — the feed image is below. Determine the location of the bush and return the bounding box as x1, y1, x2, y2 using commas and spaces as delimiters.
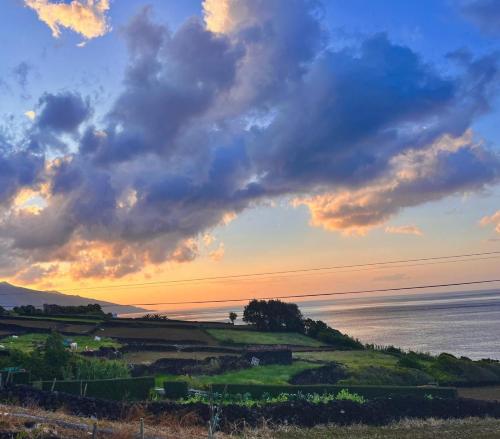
71, 357, 130, 380
304, 319, 363, 350
209, 383, 457, 399
164, 381, 188, 399
397, 355, 424, 370
38, 376, 155, 401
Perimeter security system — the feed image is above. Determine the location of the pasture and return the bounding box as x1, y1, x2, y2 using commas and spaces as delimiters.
207, 329, 323, 347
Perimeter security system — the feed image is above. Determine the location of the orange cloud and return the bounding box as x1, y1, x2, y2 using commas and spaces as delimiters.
209, 243, 225, 261
294, 132, 488, 236
385, 225, 423, 236
25, 0, 110, 40
480, 211, 500, 233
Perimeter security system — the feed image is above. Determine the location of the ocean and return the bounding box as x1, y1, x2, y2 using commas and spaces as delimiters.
122, 288, 500, 360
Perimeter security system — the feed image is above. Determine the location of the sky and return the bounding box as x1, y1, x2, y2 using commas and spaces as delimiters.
0, 0, 500, 310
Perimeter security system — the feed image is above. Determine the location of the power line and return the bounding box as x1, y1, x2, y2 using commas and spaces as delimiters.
56, 250, 500, 292
99, 277, 500, 307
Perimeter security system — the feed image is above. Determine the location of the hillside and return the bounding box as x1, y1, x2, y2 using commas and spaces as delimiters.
0, 282, 144, 314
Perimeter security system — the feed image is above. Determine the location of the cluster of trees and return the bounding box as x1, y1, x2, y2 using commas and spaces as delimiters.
141, 313, 169, 321
0, 332, 129, 381
8, 303, 110, 317
242, 299, 363, 350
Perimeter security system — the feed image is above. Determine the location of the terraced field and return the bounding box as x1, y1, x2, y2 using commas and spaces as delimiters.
0, 317, 96, 335
207, 329, 323, 347
123, 350, 237, 364
0, 333, 121, 353
97, 325, 217, 344
293, 350, 398, 369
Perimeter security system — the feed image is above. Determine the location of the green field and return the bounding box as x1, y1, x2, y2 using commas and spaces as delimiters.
156, 361, 321, 388
0, 333, 121, 353
293, 350, 398, 370
207, 329, 323, 347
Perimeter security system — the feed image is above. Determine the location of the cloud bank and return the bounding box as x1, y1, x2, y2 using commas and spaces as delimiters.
2, 0, 500, 282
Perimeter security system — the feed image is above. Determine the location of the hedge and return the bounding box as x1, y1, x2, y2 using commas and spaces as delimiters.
0, 371, 30, 385
209, 384, 457, 399
164, 381, 188, 399
37, 376, 155, 401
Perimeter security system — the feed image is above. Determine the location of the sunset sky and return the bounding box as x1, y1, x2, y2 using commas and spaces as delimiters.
0, 0, 500, 310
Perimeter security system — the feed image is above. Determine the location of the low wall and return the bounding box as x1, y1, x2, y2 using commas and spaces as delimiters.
1, 385, 499, 429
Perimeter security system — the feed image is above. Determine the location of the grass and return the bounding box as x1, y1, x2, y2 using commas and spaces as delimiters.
0, 333, 121, 353
293, 349, 399, 370
207, 329, 323, 347
155, 361, 322, 388
237, 417, 500, 438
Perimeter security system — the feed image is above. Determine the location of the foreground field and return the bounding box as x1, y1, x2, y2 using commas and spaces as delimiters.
242, 418, 500, 439
207, 329, 323, 347
0, 403, 499, 439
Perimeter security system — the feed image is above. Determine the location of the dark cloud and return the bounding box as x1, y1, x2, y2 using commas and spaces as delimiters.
460, 0, 500, 36
0, 0, 500, 281
36, 92, 91, 133
0, 148, 44, 205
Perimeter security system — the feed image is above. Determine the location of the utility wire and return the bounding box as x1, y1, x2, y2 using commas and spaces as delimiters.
97, 278, 500, 307
54, 250, 500, 292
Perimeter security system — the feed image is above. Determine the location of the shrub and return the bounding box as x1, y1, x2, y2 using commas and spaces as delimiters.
164, 381, 188, 399
397, 355, 423, 370
71, 357, 130, 380
304, 319, 363, 350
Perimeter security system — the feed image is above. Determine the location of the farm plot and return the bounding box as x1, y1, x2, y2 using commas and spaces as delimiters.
0, 333, 121, 353
156, 361, 322, 388
123, 350, 238, 365
293, 350, 398, 370
207, 329, 323, 347
0, 317, 96, 335
97, 325, 217, 344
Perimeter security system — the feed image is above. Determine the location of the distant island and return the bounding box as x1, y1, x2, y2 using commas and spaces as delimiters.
0, 282, 145, 315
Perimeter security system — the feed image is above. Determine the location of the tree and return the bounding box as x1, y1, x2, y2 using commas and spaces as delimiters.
243, 299, 304, 332
44, 331, 71, 379
229, 312, 237, 325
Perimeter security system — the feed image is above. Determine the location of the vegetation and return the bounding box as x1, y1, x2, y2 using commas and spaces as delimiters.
243, 300, 305, 332
208, 383, 457, 399
164, 381, 189, 399
12, 303, 110, 317
155, 361, 322, 388
229, 312, 237, 324
241, 300, 362, 349
37, 376, 155, 401
180, 389, 366, 406
0, 332, 128, 381
0, 333, 121, 353
303, 319, 363, 349
141, 313, 169, 321
207, 329, 323, 347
